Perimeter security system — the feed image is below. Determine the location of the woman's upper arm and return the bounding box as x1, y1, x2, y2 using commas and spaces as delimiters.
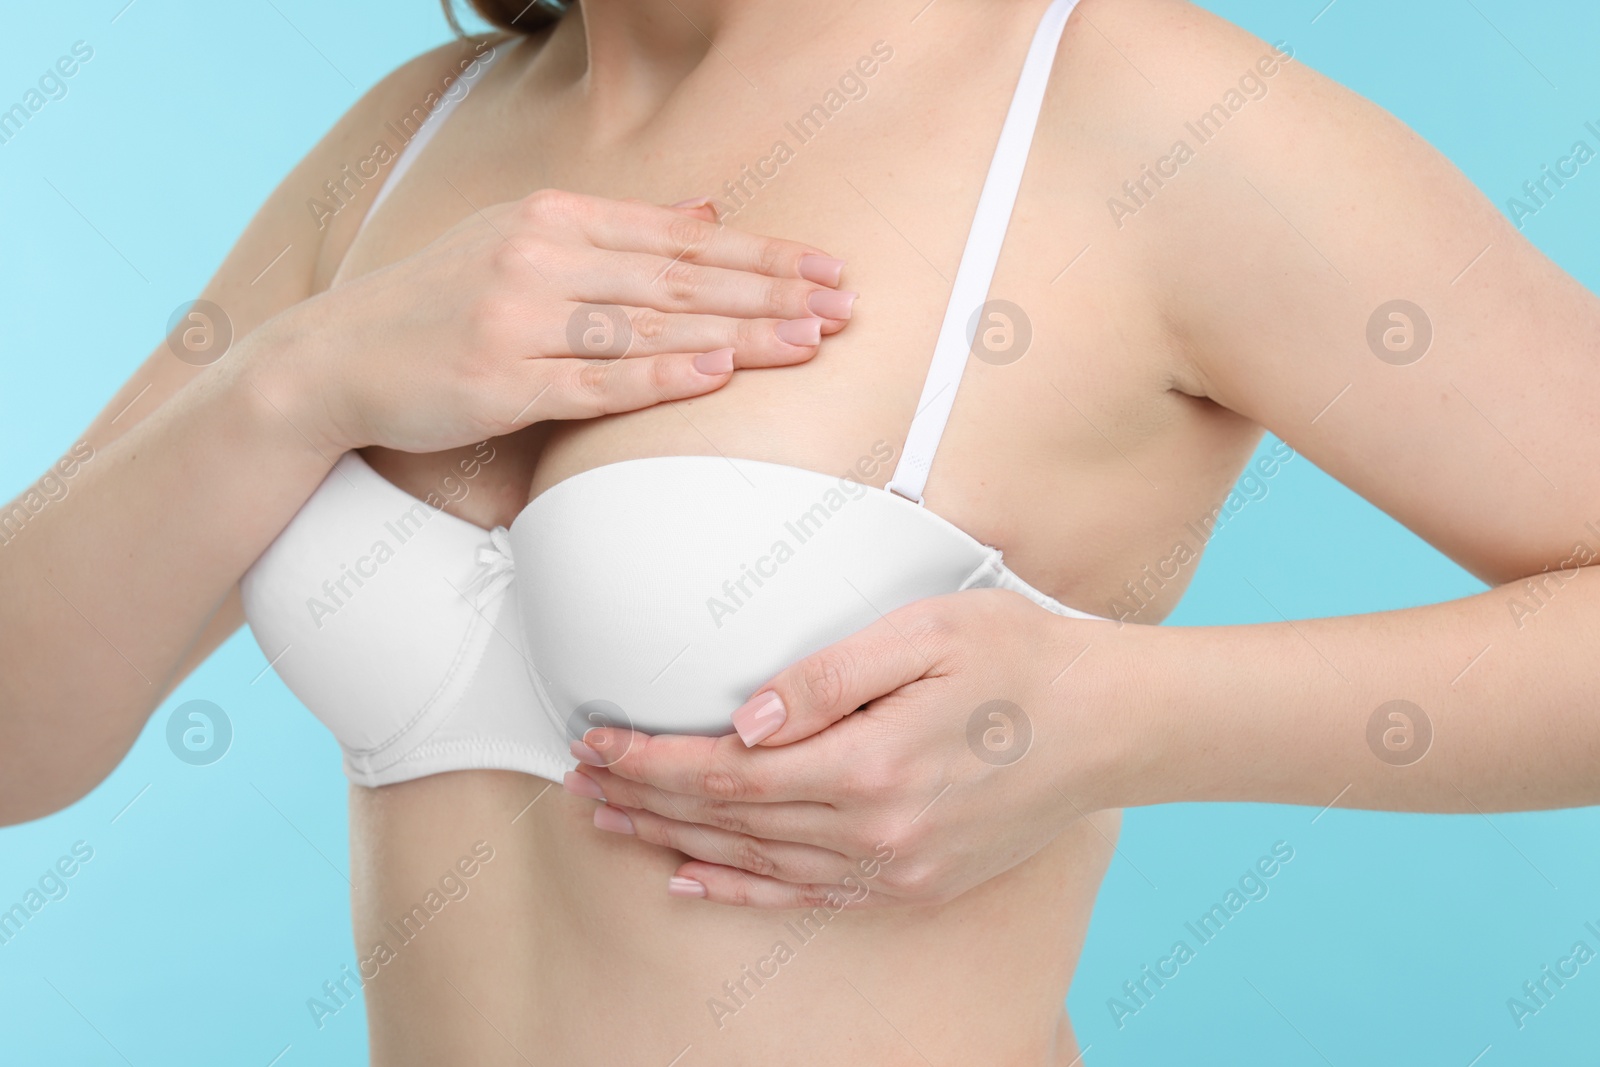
1133, 7, 1598, 587
81, 36, 500, 659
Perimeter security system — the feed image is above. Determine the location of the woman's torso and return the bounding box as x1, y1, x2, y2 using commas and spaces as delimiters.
324, 2, 1261, 1062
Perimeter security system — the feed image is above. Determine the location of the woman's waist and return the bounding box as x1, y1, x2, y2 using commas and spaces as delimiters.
349, 773, 1114, 1059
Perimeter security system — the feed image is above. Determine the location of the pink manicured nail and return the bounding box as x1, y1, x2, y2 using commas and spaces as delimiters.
673, 195, 713, 208
593, 806, 634, 834
668, 876, 707, 898
775, 318, 824, 346
798, 254, 846, 286
732, 691, 786, 747
694, 347, 735, 375
563, 771, 605, 800
806, 290, 858, 320
570, 740, 606, 767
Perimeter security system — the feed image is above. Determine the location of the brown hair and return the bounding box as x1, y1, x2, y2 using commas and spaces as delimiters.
441, 0, 569, 36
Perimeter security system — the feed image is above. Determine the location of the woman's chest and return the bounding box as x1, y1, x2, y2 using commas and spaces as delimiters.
342, 34, 1219, 613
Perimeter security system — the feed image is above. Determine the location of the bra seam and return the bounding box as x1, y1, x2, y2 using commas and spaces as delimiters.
959, 547, 1106, 621
341, 583, 502, 765
392, 737, 568, 759
348, 737, 573, 787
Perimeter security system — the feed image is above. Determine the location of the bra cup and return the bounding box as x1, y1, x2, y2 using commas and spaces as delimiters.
510, 457, 991, 737
241, 453, 501, 764
241, 451, 1104, 786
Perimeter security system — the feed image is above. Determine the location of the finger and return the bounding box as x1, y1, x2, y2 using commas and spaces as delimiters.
669, 861, 882, 911
560, 306, 829, 369
566, 766, 840, 849
730, 603, 941, 748
592, 802, 856, 886
667, 197, 719, 224
558, 191, 845, 283
576, 249, 856, 322
579, 728, 841, 803
521, 349, 737, 421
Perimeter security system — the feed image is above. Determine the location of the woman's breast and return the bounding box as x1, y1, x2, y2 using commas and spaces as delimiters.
522, 223, 1204, 624
349, 767, 1118, 1066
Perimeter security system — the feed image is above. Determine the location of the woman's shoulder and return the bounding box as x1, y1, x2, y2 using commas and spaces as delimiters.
79, 32, 537, 457
1064, 0, 1291, 72
1053, 0, 1305, 123
307, 32, 530, 290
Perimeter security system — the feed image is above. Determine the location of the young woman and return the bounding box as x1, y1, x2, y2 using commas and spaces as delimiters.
6, 0, 1599, 1064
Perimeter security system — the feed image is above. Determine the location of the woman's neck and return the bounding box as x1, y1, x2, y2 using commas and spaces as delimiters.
532, 0, 853, 140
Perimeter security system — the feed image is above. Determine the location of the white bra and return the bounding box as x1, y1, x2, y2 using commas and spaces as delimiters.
241, 0, 1101, 788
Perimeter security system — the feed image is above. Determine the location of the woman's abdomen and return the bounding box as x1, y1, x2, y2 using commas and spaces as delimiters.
349, 769, 1116, 1066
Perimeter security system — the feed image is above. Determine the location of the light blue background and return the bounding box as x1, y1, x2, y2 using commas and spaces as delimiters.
2, 1, 1596, 1064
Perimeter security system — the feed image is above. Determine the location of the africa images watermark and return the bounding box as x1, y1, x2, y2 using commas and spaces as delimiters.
1366, 699, 1432, 767
967, 699, 1033, 766
1106, 42, 1295, 230
306, 840, 496, 1030
166, 699, 233, 766
705, 41, 895, 222
1503, 116, 1600, 230
1104, 438, 1297, 624
705, 842, 897, 1030
1504, 519, 1600, 632
303, 440, 498, 630
569, 41, 897, 353
705, 439, 897, 630
1107, 840, 1296, 1030
305, 37, 498, 231
0, 40, 95, 148
0, 441, 95, 549
1506, 917, 1600, 1031
0, 841, 96, 949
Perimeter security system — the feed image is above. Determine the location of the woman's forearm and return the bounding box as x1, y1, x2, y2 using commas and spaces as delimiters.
1107, 567, 1600, 814
0, 339, 335, 824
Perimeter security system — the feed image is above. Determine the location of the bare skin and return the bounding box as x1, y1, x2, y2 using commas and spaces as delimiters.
341, 1, 1280, 1063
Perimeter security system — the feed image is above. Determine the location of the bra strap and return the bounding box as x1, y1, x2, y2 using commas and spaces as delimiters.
884, 0, 1081, 505
357, 39, 514, 239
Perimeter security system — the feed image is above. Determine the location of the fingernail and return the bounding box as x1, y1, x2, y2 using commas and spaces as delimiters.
562, 771, 605, 800
775, 318, 823, 346
668, 876, 707, 898
806, 290, 858, 320
693, 347, 735, 375
594, 806, 634, 834
570, 739, 607, 767
731, 691, 786, 747
673, 195, 713, 208
798, 254, 846, 286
